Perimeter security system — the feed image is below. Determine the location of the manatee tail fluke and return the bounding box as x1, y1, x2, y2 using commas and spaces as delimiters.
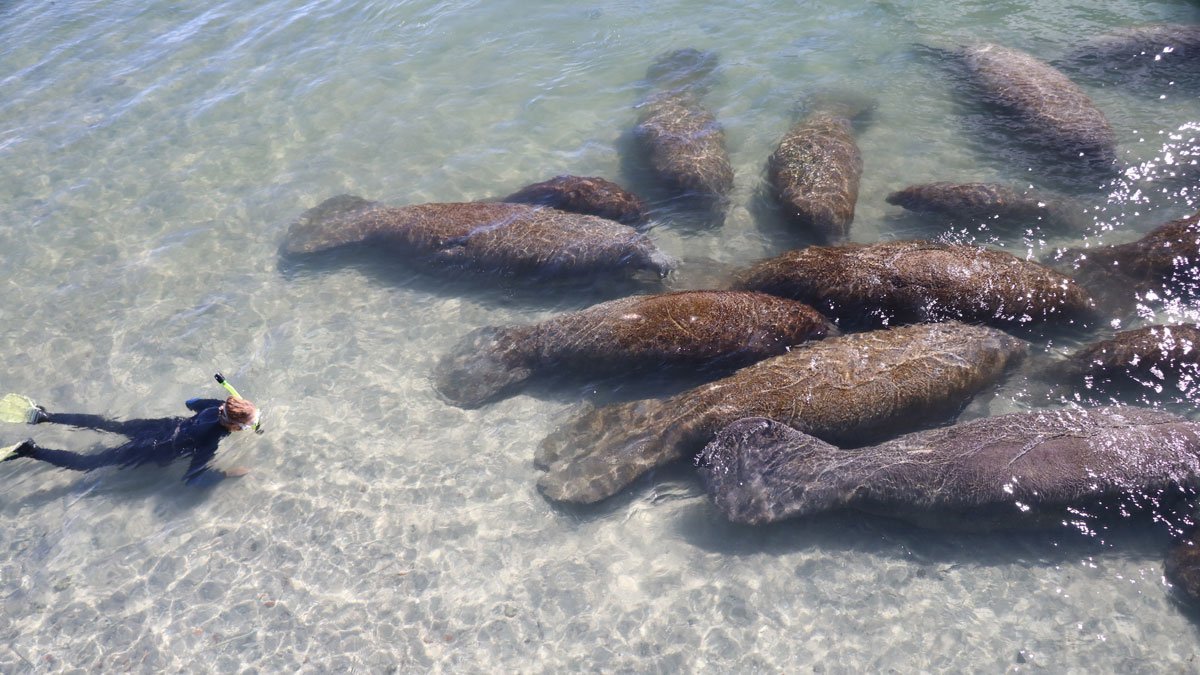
535, 398, 682, 504
282, 194, 384, 255
696, 417, 845, 525
432, 326, 533, 409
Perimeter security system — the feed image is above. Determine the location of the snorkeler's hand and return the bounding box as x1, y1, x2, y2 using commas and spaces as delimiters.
224, 466, 252, 478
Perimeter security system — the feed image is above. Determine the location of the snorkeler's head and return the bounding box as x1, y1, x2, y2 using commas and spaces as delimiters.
218, 396, 259, 432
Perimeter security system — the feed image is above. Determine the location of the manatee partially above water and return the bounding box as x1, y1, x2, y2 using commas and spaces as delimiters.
734, 240, 1095, 330
768, 105, 864, 243
1057, 323, 1200, 400
698, 408, 1200, 527
501, 175, 648, 226
885, 181, 1089, 233
1068, 210, 1200, 308
433, 290, 836, 408
281, 195, 673, 280
949, 42, 1118, 165
536, 321, 1026, 504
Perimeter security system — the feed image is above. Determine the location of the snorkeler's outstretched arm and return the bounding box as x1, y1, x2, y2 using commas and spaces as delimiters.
185, 398, 224, 413
181, 444, 248, 486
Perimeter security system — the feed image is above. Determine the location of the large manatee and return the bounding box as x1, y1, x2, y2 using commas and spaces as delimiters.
885, 181, 1089, 233
1068, 210, 1200, 308
698, 408, 1200, 527
734, 240, 1096, 330
768, 102, 865, 243
536, 321, 1027, 503
634, 90, 735, 205
1057, 323, 1200, 399
281, 195, 673, 280
502, 175, 648, 226
1069, 24, 1200, 80
949, 43, 1118, 165
433, 290, 836, 408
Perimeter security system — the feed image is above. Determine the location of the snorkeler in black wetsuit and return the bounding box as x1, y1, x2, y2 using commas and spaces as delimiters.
3, 395, 260, 487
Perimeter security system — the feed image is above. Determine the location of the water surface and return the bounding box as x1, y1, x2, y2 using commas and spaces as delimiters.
2, 0, 1200, 670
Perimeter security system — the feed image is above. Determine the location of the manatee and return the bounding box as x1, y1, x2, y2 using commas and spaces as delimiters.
501, 175, 648, 226
697, 407, 1200, 527
1166, 535, 1200, 607
950, 43, 1118, 165
536, 321, 1027, 504
633, 89, 734, 205
1069, 210, 1200, 308
281, 195, 673, 280
733, 240, 1096, 330
434, 290, 836, 408
885, 181, 1089, 233
1057, 324, 1200, 398
644, 48, 720, 94
1070, 24, 1200, 77
768, 102, 865, 243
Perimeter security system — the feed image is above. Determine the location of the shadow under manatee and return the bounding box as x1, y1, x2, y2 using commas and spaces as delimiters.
277, 243, 668, 312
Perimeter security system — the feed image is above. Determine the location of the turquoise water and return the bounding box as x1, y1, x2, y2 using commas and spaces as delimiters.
2, 0, 1200, 670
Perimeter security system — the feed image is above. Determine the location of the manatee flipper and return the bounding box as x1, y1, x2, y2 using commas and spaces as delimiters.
282, 194, 385, 255
535, 398, 684, 503
432, 326, 534, 408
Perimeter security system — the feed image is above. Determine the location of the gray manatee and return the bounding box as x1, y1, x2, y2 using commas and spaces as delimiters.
951, 43, 1118, 165
768, 103, 865, 243
885, 181, 1090, 233
644, 48, 720, 94
633, 90, 734, 204
501, 175, 648, 226
282, 195, 673, 280
1070, 24, 1200, 78
433, 290, 836, 408
698, 408, 1200, 527
734, 240, 1096, 330
536, 321, 1026, 504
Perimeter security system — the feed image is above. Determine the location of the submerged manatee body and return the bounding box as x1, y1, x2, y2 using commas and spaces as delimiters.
697, 408, 1200, 527
885, 181, 1089, 232
1070, 24, 1200, 81
502, 175, 648, 226
1058, 323, 1200, 399
634, 90, 735, 205
535, 321, 1027, 504
281, 195, 673, 280
644, 48, 721, 94
734, 240, 1095, 330
768, 107, 864, 243
1069, 211, 1200, 309
433, 290, 836, 408
953, 43, 1118, 166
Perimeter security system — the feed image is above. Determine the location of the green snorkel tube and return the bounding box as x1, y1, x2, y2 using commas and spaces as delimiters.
214, 372, 263, 434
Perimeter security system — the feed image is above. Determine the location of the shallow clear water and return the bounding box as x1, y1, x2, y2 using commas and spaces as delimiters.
2, 0, 1200, 670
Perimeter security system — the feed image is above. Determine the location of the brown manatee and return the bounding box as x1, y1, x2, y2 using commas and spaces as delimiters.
281, 195, 673, 280
948, 42, 1118, 166
697, 407, 1200, 528
1056, 323, 1200, 399
733, 240, 1096, 330
535, 321, 1027, 504
1068, 210, 1200, 309
885, 181, 1090, 233
434, 290, 835, 408
501, 175, 648, 226
768, 100, 867, 243
633, 90, 734, 205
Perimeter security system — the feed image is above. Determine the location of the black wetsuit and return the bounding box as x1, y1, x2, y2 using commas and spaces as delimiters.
16, 398, 235, 486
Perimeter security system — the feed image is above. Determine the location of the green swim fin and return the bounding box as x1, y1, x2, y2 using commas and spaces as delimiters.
0, 440, 29, 461
0, 394, 40, 424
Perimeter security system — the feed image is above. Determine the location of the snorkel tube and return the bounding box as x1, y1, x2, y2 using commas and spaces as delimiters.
214, 372, 263, 434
